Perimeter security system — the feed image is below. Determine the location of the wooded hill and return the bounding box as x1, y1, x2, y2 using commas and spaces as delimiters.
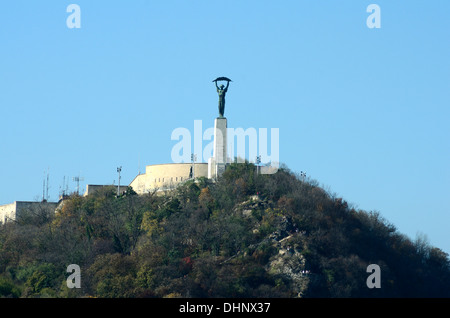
1, 163, 449, 297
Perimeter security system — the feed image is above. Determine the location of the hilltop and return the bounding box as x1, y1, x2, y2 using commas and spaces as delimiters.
0, 162, 449, 297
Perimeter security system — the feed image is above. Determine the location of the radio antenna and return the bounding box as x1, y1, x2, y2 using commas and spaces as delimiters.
73, 173, 84, 195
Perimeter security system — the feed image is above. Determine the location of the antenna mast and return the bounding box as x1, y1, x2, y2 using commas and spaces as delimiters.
60, 176, 69, 198
46, 168, 50, 201
43, 173, 46, 202
73, 174, 84, 195
42, 168, 50, 202
117, 166, 122, 196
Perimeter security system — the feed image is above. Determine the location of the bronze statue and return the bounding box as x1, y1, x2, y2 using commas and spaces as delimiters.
213, 77, 232, 117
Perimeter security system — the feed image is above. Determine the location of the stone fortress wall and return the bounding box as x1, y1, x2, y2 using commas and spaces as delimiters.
129, 163, 208, 195
83, 185, 129, 196
0, 201, 59, 224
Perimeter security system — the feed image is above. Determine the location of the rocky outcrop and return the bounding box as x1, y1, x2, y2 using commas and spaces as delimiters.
266, 234, 311, 297
234, 195, 313, 297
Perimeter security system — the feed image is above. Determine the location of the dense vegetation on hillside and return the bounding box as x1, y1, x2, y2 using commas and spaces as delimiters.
1, 163, 449, 298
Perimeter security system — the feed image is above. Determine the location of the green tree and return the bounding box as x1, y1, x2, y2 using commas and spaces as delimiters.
0, 276, 21, 298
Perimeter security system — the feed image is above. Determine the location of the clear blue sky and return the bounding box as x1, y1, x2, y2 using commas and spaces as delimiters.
0, 1, 449, 254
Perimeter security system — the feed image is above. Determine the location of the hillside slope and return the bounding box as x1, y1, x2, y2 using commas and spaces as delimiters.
0, 163, 449, 297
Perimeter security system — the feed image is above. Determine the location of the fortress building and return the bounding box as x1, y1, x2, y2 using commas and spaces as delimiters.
129, 163, 208, 194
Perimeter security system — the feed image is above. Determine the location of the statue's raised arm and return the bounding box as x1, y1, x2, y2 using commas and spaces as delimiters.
212, 77, 232, 82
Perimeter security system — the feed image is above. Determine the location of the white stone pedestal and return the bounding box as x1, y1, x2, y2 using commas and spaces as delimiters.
208, 117, 227, 179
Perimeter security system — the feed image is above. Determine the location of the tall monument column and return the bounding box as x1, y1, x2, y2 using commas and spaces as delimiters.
212, 117, 227, 177
208, 77, 232, 179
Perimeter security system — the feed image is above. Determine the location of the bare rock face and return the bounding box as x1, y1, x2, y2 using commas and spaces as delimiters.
233, 195, 314, 297
266, 235, 310, 297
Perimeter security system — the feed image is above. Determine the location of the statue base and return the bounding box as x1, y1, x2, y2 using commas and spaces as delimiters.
208, 117, 227, 179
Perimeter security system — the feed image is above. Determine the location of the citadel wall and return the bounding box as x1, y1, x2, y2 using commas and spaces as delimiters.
129, 163, 208, 194
0, 201, 59, 224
